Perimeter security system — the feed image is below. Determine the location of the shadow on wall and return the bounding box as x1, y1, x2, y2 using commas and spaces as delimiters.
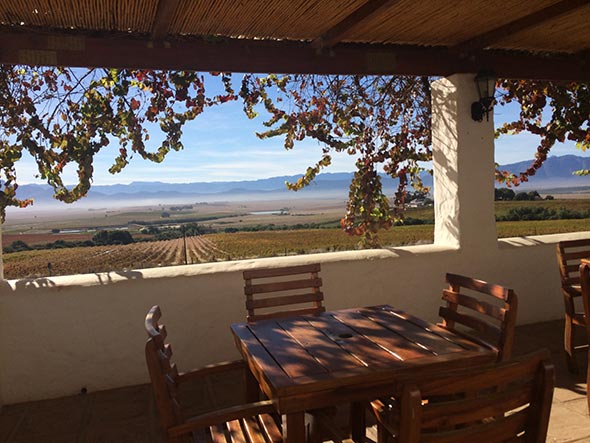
431, 78, 460, 246
8, 269, 146, 290
96, 270, 145, 285
11, 277, 56, 290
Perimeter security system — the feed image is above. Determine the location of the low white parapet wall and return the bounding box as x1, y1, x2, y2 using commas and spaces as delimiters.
0, 231, 586, 405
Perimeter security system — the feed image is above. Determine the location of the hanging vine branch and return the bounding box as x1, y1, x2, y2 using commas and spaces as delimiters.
495, 79, 590, 183
0, 66, 236, 221
239, 74, 432, 246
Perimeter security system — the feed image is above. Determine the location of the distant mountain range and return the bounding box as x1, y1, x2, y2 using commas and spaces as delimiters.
13, 154, 590, 209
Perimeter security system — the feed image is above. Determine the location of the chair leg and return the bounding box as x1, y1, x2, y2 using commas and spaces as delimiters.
244, 368, 261, 402
564, 315, 579, 374
376, 423, 393, 443
307, 415, 322, 443
306, 408, 336, 443
587, 349, 590, 415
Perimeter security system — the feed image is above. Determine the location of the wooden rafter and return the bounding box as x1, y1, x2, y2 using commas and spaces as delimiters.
151, 0, 181, 41
454, 0, 590, 54
312, 0, 401, 49
1, 30, 588, 80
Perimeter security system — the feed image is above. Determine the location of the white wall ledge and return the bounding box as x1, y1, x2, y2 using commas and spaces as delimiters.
3, 230, 589, 291
498, 230, 590, 248
2, 243, 460, 290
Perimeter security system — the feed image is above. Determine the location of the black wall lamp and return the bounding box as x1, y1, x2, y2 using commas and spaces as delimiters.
471, 70, 496, 122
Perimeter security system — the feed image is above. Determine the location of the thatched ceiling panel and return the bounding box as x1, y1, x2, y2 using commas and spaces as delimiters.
0, 0, 159, 33
345, 0, 562, 46
491, 4, 590, 52
169, 0, 366, 40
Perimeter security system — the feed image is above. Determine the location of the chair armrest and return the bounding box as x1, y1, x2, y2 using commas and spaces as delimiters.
176, 359, 245, 384
563, 284, 582, 298
167, 399, 276, 438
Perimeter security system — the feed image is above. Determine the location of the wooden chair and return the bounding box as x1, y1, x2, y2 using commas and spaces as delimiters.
243, 263, 325, 322
145, 305, 282, 443
556, 239, 590, 373
378, 349, 555, 443
438, 273, 518, 362
578, 260, 590, 413
368, 273, 519, 442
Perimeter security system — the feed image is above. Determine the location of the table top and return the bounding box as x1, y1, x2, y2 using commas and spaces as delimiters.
231, 305, 497, 413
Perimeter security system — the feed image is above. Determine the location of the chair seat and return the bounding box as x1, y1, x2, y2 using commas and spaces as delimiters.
194, 413, 282, 443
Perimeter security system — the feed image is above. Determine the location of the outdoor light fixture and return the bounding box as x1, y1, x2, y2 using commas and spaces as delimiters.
471, 70, 496, 122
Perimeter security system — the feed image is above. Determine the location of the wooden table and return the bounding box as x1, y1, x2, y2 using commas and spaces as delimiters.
231, 305, 497, 442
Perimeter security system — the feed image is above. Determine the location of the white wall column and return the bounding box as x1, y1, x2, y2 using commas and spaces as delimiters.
0, 223, 4, 279
431, 74, 497, 250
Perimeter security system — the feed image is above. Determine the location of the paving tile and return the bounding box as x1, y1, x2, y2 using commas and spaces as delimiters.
82, 417, 153, 443
547, 402, 590, 443
8, 395, 88, 441
562, 396, 590, 416
89, 385, 152, 424
554, 384, 588, 403
513, 321, 566, 355
0, 412, 24, 442
11, 433, 79, 443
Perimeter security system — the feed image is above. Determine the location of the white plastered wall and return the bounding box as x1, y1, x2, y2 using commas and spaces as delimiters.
0, 73, 586, 404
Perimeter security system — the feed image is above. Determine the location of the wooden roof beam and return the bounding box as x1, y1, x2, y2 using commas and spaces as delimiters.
454, 0, 590, 54
151, 0, 181, 41
312, 0, 401, 49
1, 30, 589, 81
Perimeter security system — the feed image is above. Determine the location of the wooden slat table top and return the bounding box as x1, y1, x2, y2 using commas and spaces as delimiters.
231, 305, 496, 413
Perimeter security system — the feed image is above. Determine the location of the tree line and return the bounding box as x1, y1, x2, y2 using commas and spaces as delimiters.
495, 188, 554, 201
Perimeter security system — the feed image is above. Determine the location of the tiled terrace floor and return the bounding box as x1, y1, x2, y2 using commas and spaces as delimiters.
0, 320, 588, 442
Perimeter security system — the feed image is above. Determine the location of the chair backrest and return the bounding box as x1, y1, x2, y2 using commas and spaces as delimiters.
557, 239, 590, 288
243, 263, 325, 322
439, 273, 518, 362
396, 349, 554, 443
145, 306, 184, 433
580, 260, 590, 320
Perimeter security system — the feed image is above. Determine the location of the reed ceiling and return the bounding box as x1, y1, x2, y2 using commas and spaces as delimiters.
0, 0, 589, 79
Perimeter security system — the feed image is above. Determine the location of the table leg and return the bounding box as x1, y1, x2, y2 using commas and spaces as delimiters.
283, 412, 306, 443
351, 401, 366, 442
587, 348, 590, 413
244, 368, 260, 402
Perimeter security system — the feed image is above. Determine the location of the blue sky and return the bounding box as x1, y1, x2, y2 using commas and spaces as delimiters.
14, 78, 585, 186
